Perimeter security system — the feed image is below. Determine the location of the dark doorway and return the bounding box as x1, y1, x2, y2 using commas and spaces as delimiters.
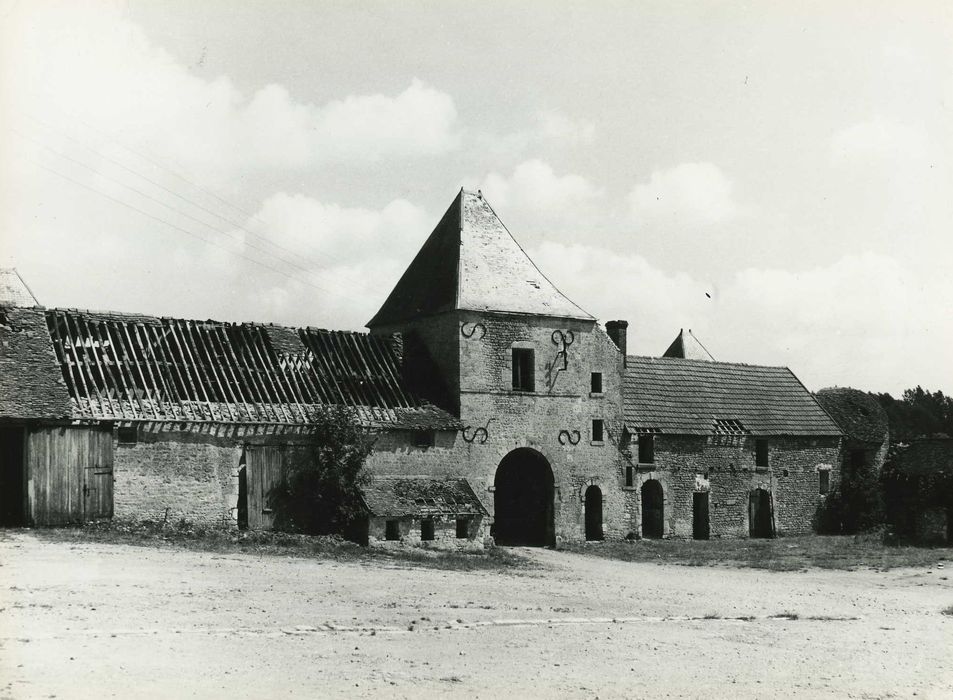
641, 479, 664, 538
749, 488, 774, 538
693, 492, 710, 540
237, 466, 248, 530
493, 448, 555, 546
0, 427, 26, 526
584, 485, 603, 541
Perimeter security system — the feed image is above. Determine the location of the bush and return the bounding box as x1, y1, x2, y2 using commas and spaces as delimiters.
268, 406, 373, 536
817, 460, 884, 535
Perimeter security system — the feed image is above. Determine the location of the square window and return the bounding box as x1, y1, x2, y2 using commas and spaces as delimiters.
413, 430, 435, 448
819, 469, 830, 495
590, 372, 603, 394
420, 519, 435, 541
117, 426, 138, 445
592, 419, 604, 442
625, 465, 634, 487
638, 434, 655, 464
385, 520, 400, 541
511, 348, 535, 392
755, 439, 769, 468
456, 518, 469, 539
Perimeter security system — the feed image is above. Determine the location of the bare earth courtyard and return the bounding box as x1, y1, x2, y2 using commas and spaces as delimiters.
1, 532, 952, 699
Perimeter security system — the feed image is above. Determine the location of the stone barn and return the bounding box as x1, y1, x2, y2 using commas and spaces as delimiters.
1, 189, 848, 543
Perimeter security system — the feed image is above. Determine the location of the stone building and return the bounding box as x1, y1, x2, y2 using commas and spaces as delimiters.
0, 190, 845, 543
814, 387, 890, 478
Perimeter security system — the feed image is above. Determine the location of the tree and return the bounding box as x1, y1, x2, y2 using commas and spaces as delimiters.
269, 405, 373, 536
874, 387, 953, 442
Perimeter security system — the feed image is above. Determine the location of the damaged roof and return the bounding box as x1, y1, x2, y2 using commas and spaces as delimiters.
814, 387, 889, 444
361, 477, 488, 518
368, 189, 593, 327
624, 356, 842, 436
36, 307, 460, 430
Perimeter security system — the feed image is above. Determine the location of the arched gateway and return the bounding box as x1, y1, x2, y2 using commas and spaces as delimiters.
493, 448, 555, 546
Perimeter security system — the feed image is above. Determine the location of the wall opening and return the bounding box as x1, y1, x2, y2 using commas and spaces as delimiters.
693, 492, 710, 540
755, 439, 769, 468
456, 517, 469, 539
0, 427, 26, 526
237, 465, 248, 530
584, 485, 604, 541
638, 435, 655, 464
511, 349, 535, 392
590, 372, 603, 393
818, 469, 831, 495
749, 488, 775, 538
641, 479, 664, 539
420, 519, 435, 541
385, 520, 400, 541
591, 419, 604, 442
493, 448, 554, 546
625, 465, 634, 487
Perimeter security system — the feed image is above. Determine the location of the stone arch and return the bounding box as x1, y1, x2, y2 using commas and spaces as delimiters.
641, 479, 664, 539
493, 447, 555, 546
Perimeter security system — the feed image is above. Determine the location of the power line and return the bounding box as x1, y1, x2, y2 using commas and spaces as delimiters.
26, 157, 337, 295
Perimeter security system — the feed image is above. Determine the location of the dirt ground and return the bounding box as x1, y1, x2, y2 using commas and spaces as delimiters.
1, 531, 952, 699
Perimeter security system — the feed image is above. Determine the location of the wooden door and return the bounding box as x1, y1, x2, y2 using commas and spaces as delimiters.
84, 429, 114, 520
245, 445, 283, 531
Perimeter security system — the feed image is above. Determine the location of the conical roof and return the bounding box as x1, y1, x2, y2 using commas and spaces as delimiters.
663, 329, 715, 361
0, 268, 40, 307
368, 190, 592, 327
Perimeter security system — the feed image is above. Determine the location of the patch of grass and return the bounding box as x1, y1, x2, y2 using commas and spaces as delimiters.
31, 520, 533, 572
563, 534, 952, 572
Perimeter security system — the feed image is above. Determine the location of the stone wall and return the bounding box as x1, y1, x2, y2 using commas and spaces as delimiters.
625, 434, 841, 538
367, 514, 487, 550
112, 428, 241, 527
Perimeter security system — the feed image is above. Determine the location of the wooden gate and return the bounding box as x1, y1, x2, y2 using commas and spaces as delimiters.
245, 445, 283, 531
27, 426, 114, 526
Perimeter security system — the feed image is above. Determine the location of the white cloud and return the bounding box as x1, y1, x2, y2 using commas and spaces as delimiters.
479, 160, 603, 214
628, 162, 739, 228
536, 110, 596, 145
831, 117, 928, 164
1, 3, 459, 183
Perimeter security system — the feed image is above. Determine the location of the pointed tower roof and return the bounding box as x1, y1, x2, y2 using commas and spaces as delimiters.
663, 329, 715, 361
0, 268, 40, 307
368, 190, 593, 327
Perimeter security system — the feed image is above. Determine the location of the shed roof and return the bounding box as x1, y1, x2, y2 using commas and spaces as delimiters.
361, 477, 488, 518
623, 356, 842, 436
38, 307, 460, 430
814, 388, 888, 444
368, 190, 593, 326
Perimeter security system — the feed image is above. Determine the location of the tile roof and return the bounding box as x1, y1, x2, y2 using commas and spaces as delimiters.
623, 356, 842, 436
361, 477, 488, 518
0, 269, 40, 307
368, 189, 593, 327
38, 307, 461, 430
662, 329, 715, 361
0, 306, 72, 420
814, 388, 888, 444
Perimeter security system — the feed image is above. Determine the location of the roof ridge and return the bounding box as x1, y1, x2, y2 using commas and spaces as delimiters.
626, 354, 792, 371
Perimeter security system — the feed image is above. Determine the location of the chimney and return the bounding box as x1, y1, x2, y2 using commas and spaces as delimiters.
605, 320, 628, 366
388, 332, 404, 365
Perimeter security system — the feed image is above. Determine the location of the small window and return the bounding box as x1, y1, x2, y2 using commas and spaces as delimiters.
755, 439, 769, 468
590, 372, 603, 394
117, 426, 138, 445
819, 469, 831, 495
385, 520, 400, 541
420, 519, 435, 541
638, 434, 655, 464
512, 348, 535, 392
456, 518, 469, 539
625, 465, 634, 487
413, 430, 435, 448
592, 419, 604, 442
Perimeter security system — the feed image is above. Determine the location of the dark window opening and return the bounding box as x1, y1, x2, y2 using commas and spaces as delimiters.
456, 518, 469, 539
385, 520, 400, 541
420, 519, 435, 541
512, 348, 535, 392
638, 434, 655, 464
819, 469, 830, 495
117, 426, 138, 445
625, 465, 634, 487
413, 430, 435, 448
755, 439, 769, 468
590, 372, 603, 393
592, 419, 604, 442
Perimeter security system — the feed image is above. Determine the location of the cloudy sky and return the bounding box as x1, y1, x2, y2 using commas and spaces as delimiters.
1, 0, 950, 396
